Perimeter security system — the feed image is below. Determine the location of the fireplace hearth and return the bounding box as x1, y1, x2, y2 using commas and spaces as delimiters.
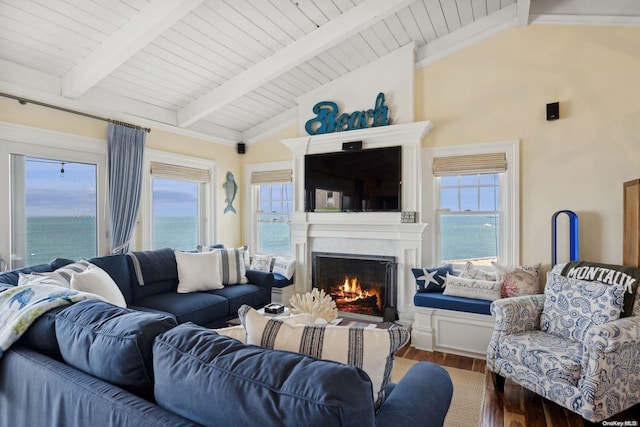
312, 252, 397, 321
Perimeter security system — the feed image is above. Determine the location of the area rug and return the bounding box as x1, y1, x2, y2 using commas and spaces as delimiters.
391, 357, 484, 427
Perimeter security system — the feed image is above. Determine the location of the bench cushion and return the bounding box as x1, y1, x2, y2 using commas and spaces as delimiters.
414, 292, 492, 315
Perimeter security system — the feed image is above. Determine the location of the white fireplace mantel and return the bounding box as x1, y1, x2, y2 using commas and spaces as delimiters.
281, 121, 433, 326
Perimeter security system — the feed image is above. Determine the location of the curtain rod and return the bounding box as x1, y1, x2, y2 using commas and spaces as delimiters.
0, 92, 151, 133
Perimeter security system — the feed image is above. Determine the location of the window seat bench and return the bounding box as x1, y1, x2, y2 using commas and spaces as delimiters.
411, 293, 495, 359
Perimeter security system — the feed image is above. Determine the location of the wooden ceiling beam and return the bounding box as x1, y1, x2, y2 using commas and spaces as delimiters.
61, 0, 204, 99
176, 0, 414, 128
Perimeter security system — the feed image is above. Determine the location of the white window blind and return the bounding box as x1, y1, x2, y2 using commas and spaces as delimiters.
150, 161, 210, 183
433, 153, 507, 176
251, 169, 292, 184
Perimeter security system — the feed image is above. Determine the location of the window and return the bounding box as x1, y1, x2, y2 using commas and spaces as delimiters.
140, 150, 215, 251
257, 182, 293, 254
11, 156, 98, 267
426, 141, 519, 268
244, 163, 293, 256
438, 173, 500, 267
151, 178, 199, 250
0, 123, 108, 269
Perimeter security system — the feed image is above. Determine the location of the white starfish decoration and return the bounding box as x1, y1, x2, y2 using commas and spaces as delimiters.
417, 269, 446, 289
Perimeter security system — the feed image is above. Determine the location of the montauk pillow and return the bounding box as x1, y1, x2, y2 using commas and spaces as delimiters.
541, 272, 625, 342
215, 246, 248, 285
492, 262, 541, 298
249, 254, 272, 272
175, 250, 223, 293
238, 305, 409, 409
70, 264, 127, 308
272, 256, 295, 280
442, 274, 503, 301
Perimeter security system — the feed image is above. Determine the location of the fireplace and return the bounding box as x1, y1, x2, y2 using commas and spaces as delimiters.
312, 252, 397, 321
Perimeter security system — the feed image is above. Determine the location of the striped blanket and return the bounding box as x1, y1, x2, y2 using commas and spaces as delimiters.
0, 283, 103, 358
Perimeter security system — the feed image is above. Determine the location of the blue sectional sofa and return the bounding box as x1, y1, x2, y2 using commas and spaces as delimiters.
0, 248, 273, 329
0, 262, 454, 426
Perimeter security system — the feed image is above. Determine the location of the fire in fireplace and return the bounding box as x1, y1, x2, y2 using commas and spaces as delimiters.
312, 252, 397, 320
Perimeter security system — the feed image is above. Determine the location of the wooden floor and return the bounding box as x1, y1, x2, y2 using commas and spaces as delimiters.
396, 344, 640, 427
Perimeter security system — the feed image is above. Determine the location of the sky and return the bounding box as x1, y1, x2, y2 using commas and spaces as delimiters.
23, 157, 198, 217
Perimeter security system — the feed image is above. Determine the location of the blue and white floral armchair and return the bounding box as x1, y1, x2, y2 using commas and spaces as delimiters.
487, 263, 640, 423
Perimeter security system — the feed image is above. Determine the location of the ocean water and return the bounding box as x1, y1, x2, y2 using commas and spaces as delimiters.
440, 214, 499, 262
22, 216, 198, 266
20, 215, 498, 266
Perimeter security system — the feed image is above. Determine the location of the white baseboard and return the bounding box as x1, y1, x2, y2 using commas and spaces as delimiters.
411, 306, 495, 359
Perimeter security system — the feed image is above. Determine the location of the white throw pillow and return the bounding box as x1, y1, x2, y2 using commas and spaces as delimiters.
175, 250, 223, 293
272, 256, 295, 279
238, 305, 409, 409
442, 274, 503, 301
70, 264, 127, 308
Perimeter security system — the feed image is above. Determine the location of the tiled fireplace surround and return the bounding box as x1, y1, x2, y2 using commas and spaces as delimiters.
281, 121, 433, 326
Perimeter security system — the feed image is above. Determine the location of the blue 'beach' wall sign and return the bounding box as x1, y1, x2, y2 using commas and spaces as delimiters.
305, 92, 392, 135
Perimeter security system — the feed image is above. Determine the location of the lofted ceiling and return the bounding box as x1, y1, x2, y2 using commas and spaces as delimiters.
1, 0, 639, 146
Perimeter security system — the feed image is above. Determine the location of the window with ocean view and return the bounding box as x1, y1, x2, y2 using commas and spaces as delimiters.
257, 183, 292, 254
152, 178, 198, 251
11, 155, 97, 267
438, 173, 500, 267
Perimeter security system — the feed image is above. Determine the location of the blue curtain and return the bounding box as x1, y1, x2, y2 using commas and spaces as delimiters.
107, 123, 146, 254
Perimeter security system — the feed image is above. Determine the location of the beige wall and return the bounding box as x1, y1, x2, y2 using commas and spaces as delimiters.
0, 97, 243, 248
248, 24, 640, 268
417, 24, 640, 267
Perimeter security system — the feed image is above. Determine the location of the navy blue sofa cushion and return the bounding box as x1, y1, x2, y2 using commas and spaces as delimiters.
153, 323, 376, 427
0, 346, 200, 427
127, 248, 178, 301
272, 272, 293, 288
55, 300, 177, 399
16, 305, 68, 360
134, 292, 229, 325
209, 284, 269, 314
414, 292, 492, 315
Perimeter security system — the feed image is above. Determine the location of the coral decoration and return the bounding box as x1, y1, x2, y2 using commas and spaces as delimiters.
289, 289, 338, 322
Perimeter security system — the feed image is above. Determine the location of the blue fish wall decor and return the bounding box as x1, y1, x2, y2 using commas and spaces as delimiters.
223, 171, 238, 214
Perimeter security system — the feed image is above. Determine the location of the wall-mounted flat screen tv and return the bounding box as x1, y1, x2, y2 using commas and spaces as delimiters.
304, 146, 401, 212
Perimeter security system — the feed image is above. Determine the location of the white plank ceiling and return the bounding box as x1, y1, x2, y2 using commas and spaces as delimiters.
1, 0, 639, 145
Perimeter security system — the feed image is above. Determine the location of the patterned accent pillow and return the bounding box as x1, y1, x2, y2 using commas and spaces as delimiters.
238, 305, 409, 410
249, 254, 273, 272
411, 264, 452, 293
272, 256, 295, 280
459, 261, 496, 281
492, 262, 541, 298
442, 274, 503, 301
541, 272, 625, 342
19, 260, 91, 288
216, 246, 248, 285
